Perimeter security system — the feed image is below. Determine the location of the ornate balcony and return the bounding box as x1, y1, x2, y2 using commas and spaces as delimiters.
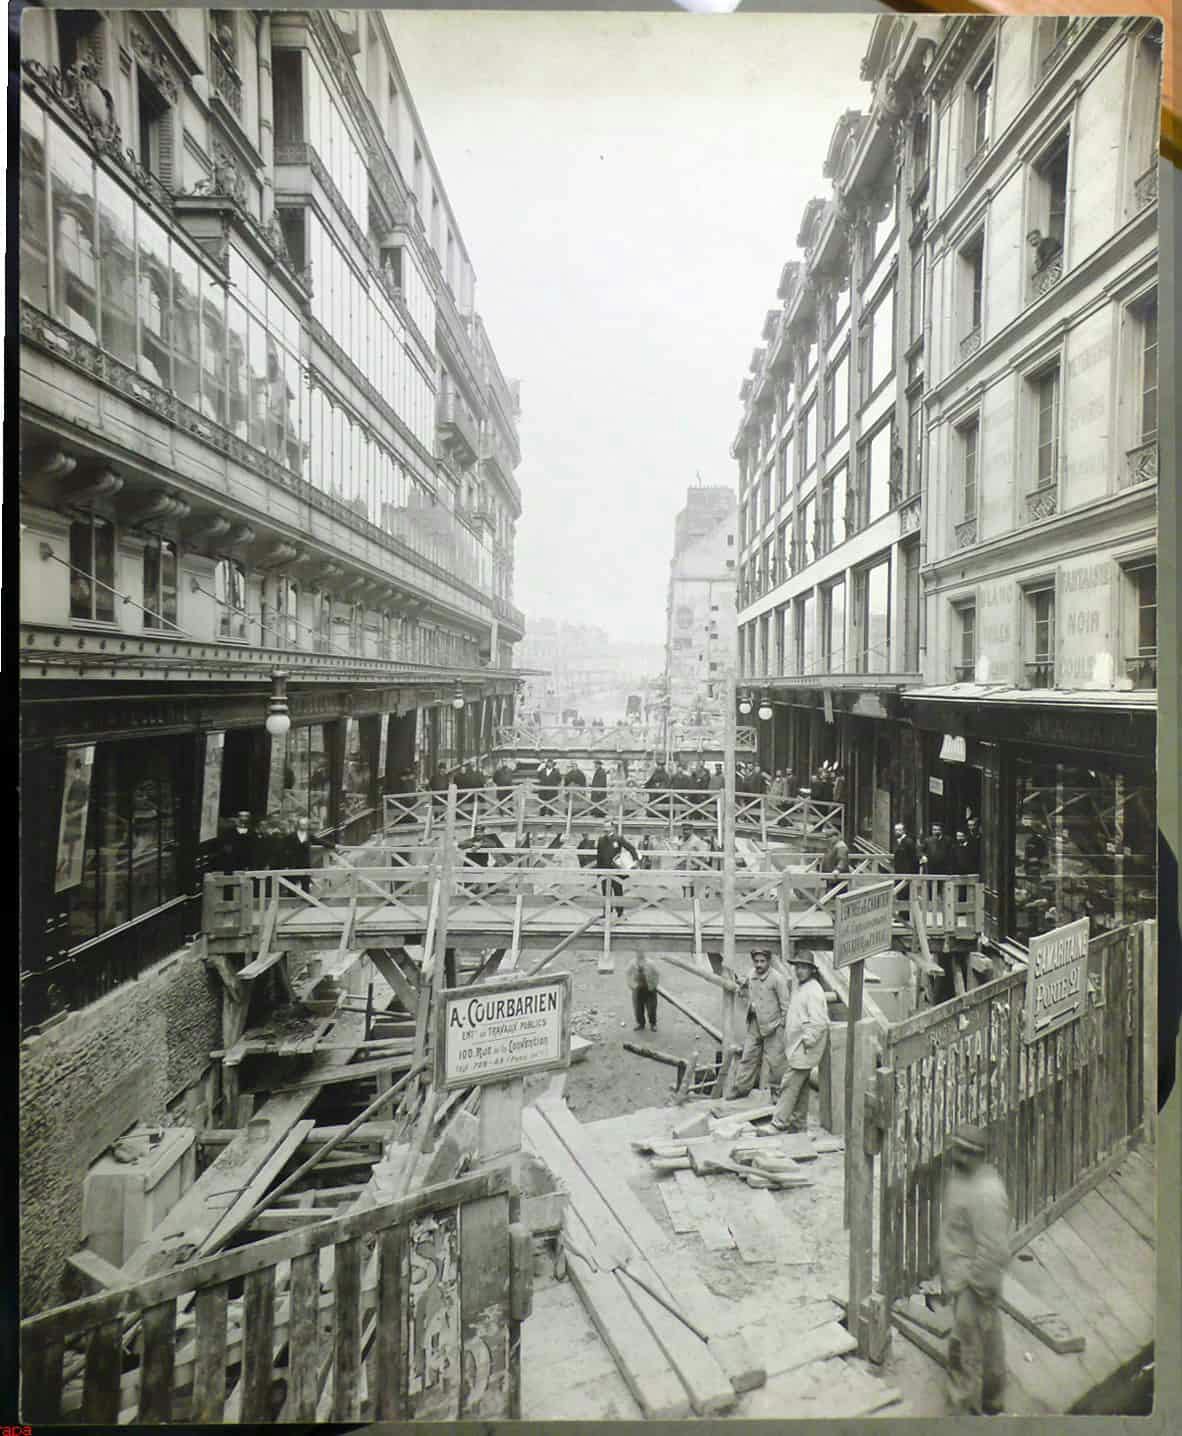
959, 326, 982, 361
208, 35, 243, 120
1121, 440, 1158, 489
1031, 251, 1063, 299
1125, 654, 1157, 691
1134, 164, 1158, 212
954, 516, 978, 550
438, 386, 480, 467
1024, 660, 1055, 690
1025, 486, 1058, 522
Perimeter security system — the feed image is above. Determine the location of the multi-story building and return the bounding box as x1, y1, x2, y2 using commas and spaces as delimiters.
907, 14, 1159, 943
664, 485, 738, 714
17, 8, 526, 1307
733, 19, 939, 845
734, 13, 1158, 937
517, 620, 664, 721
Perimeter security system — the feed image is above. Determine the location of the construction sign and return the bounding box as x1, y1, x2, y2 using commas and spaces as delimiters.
833, 883, 894, 969
435, 972, 572, 1090
1023, 916, 1090, 1043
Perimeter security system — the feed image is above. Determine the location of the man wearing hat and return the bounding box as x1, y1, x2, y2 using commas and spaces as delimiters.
939, 1123, 1011, 1415
771, 950, 830, 1132
221, 812, 257, 875
726, 948, 790, 1100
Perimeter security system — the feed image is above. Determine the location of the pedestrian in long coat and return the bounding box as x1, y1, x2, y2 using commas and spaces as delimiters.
627, 952, 661, 1031
771, 950, 829, 1132
595, 827, 640, 917
939, 1124, 1011, 1415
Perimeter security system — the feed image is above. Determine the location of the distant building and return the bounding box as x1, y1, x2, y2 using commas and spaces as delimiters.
518, 619, 663, 719
664, 486, 738, 714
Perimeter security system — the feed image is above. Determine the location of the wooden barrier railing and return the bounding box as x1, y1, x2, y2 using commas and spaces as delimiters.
382, 787, 843, 844
20, 1165, 519, 1424
848, 920, 1154, 1357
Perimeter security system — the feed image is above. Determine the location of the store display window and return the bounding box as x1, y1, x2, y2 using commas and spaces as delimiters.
1009, 756, 1155, 944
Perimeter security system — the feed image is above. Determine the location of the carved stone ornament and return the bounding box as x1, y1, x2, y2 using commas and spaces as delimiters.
190, 142, 247, 205
130, 24, 179, 103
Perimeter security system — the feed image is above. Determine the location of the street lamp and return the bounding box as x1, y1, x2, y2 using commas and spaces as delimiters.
738, 691, 753, 716
758, 693, 773, 722
451, 684, 465, 711
265, 669, 291, 737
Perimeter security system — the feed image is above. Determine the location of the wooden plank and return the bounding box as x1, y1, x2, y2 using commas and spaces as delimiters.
715, 1178, 776, 1264
1061, 1192, 1154, 1311
672, 1170, 735, 1252
459, 1192, 513, 1417
286, 1251, 322, 1422
740, 1317, 857, 1380
1030, 1223, 1148, 1363
80, 1320, 123, 1425
368, 949, 419, 1015
240, 1266, 277, 1423
617, 1267, 736, 1415
655, 1175, 698, 1235
561, 1207, 690, 1419
67, 1248, 127, 1293
332, 1235, 364, 1421
139, 1299, 178, 1422
201, 1120, 316, 1255
375, 1226, 405, 1420
271, 1056, 413, 1092
1000, 1271, 1086, 1354
190, 1284, 228, 1423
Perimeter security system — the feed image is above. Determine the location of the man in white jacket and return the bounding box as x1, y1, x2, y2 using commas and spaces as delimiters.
771, 950, 830, 1132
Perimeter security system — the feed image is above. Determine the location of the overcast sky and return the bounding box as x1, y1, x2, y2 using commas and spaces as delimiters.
388, 11, 877, 644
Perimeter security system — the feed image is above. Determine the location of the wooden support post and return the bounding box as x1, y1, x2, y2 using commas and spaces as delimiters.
720, 673, 739, 1086
600, 889, 614, 974
760, 799, 768, 850
843, 958, 865, 1229
847, 1016, 876, 1357
515, 784, 526, 847
779, 869, 793, 970
1142, 918, 1157, 1139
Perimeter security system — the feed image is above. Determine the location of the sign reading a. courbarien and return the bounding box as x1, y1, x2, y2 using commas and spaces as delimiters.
1023, 916, 1090, 1043
435, 972, 572, 1091
833, 882, 894, 970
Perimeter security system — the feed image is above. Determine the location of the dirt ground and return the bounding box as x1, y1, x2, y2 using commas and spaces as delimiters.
522, 944, 748, 1122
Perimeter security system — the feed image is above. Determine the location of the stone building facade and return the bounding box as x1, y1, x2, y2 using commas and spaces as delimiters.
734, 13, 1158, 926
18, 8, 526, 1309
664, 486, 738, 717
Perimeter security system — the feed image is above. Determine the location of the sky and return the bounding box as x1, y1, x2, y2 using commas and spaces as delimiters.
388, 11, 878, 644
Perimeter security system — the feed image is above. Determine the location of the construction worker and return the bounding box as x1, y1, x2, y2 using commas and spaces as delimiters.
626, 951, 661, 1031
726, 948, 790, 1100
771, 950, 829, 1132
677, 822, 709, 898
939, 1123, 1011, 1415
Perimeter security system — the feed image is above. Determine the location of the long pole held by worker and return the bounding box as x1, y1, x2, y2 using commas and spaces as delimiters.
719, 671, 739, 1091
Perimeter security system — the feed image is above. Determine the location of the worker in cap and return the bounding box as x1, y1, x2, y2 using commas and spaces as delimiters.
939, 1122, 1011, 1414
725, 948, 789, 1100
772, 950, 830, 1133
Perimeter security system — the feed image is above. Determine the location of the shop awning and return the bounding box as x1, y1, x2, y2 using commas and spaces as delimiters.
899, 684, 1155, 756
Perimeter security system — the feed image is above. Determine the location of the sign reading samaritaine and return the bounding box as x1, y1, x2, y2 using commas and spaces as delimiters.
435, 972, 572, 1090
1024, 916, 1090, 1043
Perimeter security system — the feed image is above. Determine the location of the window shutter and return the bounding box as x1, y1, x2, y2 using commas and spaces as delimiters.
157, 109, 176, 190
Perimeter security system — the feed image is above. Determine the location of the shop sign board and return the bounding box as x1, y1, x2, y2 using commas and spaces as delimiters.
435, 972, 572, 1090
929, 776, 944, 795
55, 743, 95, 893
1023, 916, 1090, 1043
833, 883, 894, 970
199, 731, 225, 842
939, 734, 967, 763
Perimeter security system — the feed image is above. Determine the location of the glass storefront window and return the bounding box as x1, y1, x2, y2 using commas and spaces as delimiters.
200, 269, 227, 423
283, 725, 332, 830
341, 717, 376, 822
137, 209, 171, 388
69, 515, 115, 623
1010, 757, 1156, 944
172, 245, 200, 409
97, 171, 137, 365
21, 107, 50, 310
65, 739, 183, 948
48, 119, 97, 341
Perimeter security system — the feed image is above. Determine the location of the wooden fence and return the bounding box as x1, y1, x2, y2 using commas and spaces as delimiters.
21, 1165, 522, 1425
862, 920, 1153, 1332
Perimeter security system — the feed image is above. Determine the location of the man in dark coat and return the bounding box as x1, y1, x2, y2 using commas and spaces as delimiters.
461, 828, 504, 870
563, 761, 587, 790
278, 816, 336, 892
784, 768, 800, 800
893, 821, 919, 874
922, 821, 953, 875
536, 760, 559, 815
590, 761, 608, 817
221, 811, 257, 874
964, 816, 982, 873
953, 828, 975, 875
492, 761, 515, 800
646, 761, 670, 817
595, 826, 640, 918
